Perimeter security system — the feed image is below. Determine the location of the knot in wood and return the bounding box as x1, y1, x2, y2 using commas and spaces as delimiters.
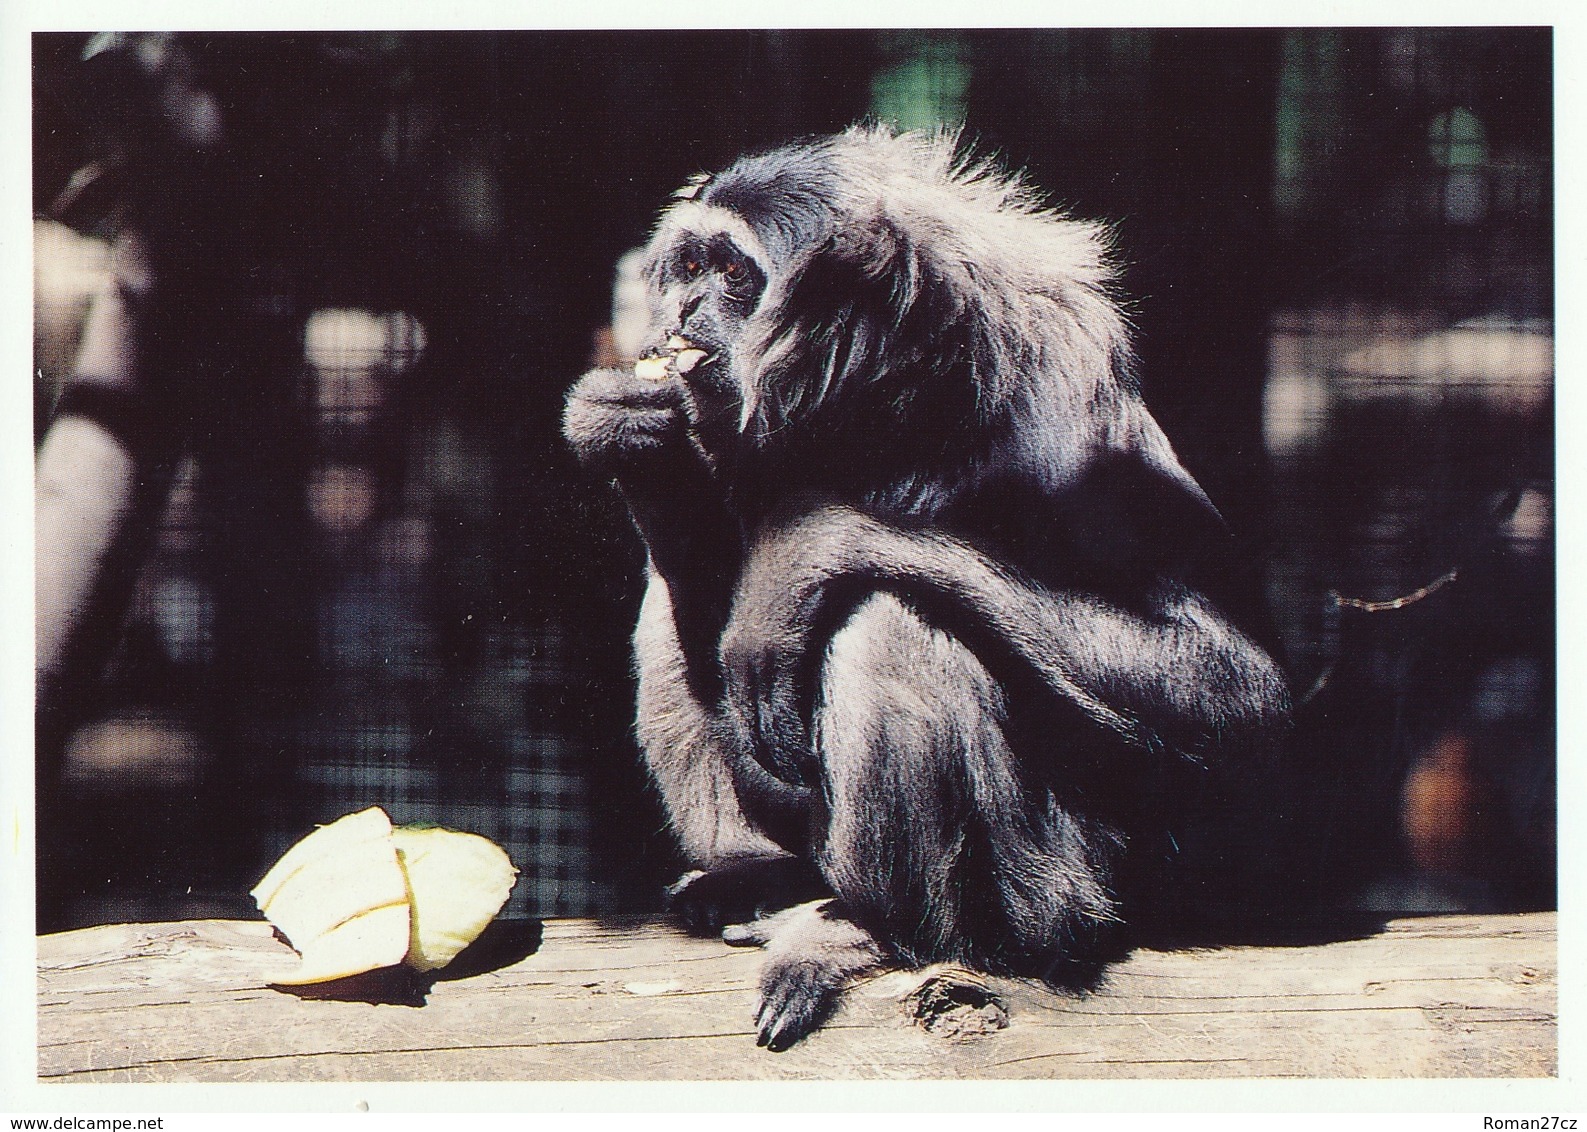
906, 968, 1010, 1040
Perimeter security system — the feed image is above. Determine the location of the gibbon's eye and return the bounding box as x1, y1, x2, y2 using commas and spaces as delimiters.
683, 258, 705, 279
718, 254, 765, 306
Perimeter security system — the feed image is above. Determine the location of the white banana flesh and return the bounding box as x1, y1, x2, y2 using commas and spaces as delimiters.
394, 826, 518, 972
634, 335, 710, 381
251, 806, 518, 984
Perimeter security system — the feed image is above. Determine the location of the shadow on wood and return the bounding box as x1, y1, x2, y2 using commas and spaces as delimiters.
263, 921, 546, 1007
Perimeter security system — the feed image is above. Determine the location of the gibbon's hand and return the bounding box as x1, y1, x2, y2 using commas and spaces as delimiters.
561, 366, 692, 475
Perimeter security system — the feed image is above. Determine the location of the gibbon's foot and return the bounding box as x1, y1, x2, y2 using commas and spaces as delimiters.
664, 855, 828, 937
755, 952, 846, 1051
724, 901, 886, 1051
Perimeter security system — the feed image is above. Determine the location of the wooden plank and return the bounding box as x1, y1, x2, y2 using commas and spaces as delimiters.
37, 912, 1556, 1082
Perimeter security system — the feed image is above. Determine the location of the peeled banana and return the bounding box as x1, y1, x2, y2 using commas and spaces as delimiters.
393, 825, 519, 972
251, 806, 518, 984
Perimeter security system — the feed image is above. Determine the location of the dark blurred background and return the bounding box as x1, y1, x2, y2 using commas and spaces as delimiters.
32, 29, 1553, 933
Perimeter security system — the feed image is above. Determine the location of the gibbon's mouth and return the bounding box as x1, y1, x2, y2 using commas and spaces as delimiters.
634, 335, 715, 381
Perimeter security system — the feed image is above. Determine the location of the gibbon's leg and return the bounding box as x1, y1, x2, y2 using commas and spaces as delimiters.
634, 575, 775, 865
743, 592, 1124, 1049
634, 574, 823, 933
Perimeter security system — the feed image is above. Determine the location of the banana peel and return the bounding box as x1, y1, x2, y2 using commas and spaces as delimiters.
251, 806, 518, 984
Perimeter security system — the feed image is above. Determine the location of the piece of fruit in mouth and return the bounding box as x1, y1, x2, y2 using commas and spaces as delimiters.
634, 335, 711, 381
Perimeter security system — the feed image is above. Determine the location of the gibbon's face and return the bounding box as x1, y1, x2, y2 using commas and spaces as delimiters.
642, 210, 771, 410
638, 140, 846, 443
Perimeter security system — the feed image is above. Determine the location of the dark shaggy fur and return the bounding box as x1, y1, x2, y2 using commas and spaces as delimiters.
563, 126, 1290, 1050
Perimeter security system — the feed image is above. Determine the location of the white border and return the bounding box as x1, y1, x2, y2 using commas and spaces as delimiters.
3, 1, 1581, 1118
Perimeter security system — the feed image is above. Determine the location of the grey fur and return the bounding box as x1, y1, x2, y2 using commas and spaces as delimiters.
563, 126, 1290, 1049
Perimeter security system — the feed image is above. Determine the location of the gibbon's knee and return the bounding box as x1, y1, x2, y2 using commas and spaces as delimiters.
807, 594, 1121, 972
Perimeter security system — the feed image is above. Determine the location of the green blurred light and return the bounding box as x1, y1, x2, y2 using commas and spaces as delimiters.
870, 37, 970, 131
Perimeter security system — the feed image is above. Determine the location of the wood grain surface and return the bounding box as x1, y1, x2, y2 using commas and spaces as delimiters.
36, 912, 1556, 1082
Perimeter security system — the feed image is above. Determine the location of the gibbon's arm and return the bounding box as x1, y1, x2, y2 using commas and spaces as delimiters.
567, 370, 817, 865
562, 366, 742, 699
720, 505, 1291, 786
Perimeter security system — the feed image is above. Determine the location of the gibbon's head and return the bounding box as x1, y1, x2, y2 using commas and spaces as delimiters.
636, 126, 1135, 471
